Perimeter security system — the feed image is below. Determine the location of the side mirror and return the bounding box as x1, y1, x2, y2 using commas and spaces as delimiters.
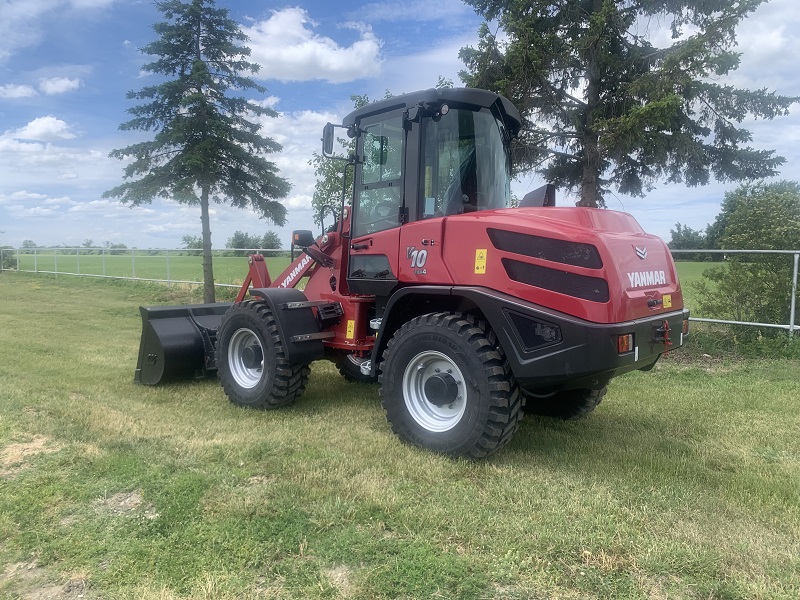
322, 123, 335, 156
292, 230, 316, 249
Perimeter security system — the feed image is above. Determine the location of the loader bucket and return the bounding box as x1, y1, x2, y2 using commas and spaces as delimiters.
134, 303, 233, 385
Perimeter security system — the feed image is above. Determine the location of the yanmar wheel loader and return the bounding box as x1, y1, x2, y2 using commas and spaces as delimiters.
135, 87, 689, 459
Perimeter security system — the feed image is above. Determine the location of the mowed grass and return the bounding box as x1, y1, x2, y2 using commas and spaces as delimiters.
1, 273, 798, 599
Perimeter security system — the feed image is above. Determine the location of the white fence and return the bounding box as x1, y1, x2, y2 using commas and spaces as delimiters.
2, 246, 799, 334
0, 246, 287, 290
671, 249, 799, 334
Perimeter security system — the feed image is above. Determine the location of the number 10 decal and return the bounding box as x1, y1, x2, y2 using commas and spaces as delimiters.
407, 246, 428, 274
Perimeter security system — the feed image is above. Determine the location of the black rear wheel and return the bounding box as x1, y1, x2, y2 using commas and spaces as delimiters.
217, 300, 309, 409
379, 312, 522, 459
522, 387, 607, 420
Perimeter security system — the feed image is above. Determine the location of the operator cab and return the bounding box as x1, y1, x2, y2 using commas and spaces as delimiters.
330, 88, 522, 296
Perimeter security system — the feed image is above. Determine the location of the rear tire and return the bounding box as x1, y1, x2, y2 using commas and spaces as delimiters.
336, 353, 377, 384
379, 312, 522, 459
522, 387, 607, 420
217, 300, 309, 409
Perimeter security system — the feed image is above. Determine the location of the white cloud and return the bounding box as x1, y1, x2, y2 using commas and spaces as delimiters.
0, 84, 39, 98
9, 116, 76, 142
243, 8, 383, 84
39, 76, 83, 95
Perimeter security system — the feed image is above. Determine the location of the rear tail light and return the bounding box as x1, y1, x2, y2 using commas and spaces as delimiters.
617, 333, 634, 354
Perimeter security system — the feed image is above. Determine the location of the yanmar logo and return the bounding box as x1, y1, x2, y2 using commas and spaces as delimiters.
627, 270, 666, 289
279, 254, 312, 288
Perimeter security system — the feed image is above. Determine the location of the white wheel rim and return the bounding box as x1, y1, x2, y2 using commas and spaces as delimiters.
228, 328, 263, 389
402, 350, 466, 432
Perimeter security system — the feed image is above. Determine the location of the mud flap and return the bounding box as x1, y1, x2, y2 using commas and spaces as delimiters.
134, 303, 233, 385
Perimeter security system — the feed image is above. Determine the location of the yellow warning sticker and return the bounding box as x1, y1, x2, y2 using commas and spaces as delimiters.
474, 249, 487, 275
663, 294, 672, 309
346, 320, 355, 339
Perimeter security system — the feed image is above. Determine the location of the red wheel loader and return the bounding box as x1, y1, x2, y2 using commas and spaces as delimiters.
135, 88, 689, 459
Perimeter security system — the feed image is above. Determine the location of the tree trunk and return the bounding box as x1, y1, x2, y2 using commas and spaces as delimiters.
578, 0, 604, 209
200, 184, 216, 303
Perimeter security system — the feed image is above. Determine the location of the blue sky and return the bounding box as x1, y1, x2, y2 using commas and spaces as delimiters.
1, 0, 799, 250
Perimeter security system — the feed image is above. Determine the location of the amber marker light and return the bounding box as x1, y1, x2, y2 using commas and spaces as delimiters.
617, 333, 634, 354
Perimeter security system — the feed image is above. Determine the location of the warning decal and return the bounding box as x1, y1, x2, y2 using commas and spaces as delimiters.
662, 294, 672, 309
474, 249, 487, 275
346, 320, 355, 339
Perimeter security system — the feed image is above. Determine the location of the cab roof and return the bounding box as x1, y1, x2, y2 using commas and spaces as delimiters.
341, 87, 522, 136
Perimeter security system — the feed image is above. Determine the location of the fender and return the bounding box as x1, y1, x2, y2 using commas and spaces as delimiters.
248, 288, 327, 365
369, 286, 688, 393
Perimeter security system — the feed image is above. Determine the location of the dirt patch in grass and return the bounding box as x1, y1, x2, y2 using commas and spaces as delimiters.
0, 435, 61, 477
0, 563, 90, 600
325, 565, 355, 598
93, 490, 159, 520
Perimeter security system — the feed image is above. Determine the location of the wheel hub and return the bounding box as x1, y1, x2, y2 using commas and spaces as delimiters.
241, 344, 263, 369
402, 350, 467, 432
228, 328, 264, 389
424, 373, 459, 406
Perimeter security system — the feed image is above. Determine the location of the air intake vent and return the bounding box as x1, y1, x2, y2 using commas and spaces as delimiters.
488, 229, 603, 269
502, 259, 610, 303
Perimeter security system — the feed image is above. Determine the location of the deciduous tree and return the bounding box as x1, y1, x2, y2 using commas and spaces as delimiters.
104, 0, 289, 302
694, 181, 800, 333
460, 0, 799, 207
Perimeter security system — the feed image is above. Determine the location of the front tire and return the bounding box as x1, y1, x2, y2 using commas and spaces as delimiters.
379, 313, 522, 459
217, 300, 309, 409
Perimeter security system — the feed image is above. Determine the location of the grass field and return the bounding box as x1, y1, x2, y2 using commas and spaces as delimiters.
4, 250, 292, 287
1, 272, 799, 599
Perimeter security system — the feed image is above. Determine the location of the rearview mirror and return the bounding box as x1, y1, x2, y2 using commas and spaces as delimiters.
322, 123, 335, 156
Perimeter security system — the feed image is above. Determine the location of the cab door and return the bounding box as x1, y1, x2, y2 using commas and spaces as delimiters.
348, 110, 405, 297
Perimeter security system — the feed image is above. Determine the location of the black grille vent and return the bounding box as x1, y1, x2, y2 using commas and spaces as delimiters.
502, 259, 610, 303
506, 311, 562, 351
488, 228, 603, 269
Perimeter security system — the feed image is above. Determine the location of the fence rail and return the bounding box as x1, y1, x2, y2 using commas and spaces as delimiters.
3, 246, 799, 334
671, 249, 799, 334
0, 246, 288, 290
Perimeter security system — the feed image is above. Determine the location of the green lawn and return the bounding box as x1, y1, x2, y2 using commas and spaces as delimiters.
1, 272, 798, 599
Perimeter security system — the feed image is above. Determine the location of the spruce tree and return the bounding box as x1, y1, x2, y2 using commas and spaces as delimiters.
104, 0, 289, 302
460, 0, 799, 207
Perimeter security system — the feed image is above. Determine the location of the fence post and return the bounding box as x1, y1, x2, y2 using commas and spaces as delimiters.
131, 249, 136, 279
77, 248, 81, 275
102, 247, 106, 277
166, 249, 171, 285
790, 252, 799, 335
34, 248, 37, 273
54, 248, 58, 278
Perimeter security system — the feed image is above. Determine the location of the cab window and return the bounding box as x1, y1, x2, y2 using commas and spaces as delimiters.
353, 114, 404, 238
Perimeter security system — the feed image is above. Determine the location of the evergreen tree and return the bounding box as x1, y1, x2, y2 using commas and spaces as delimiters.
104, 0, 290, 302
460, 0, 799, 207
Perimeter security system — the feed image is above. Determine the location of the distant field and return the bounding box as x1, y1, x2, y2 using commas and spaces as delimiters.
9, 251, 293, 286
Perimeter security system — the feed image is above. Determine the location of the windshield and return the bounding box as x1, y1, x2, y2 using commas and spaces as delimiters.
420, 107, 512, 218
